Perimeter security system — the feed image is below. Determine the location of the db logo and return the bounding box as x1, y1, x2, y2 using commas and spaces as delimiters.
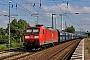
31, 36, 33, 38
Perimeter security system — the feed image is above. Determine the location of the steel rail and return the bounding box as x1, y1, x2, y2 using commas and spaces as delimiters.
44, 40, 80, 60
60, 40, 80, 60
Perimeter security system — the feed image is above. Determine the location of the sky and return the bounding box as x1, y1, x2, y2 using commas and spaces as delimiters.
0, 0, 90, 32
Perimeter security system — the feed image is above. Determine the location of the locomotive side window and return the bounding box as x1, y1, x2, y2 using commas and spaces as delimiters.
43, 30, 44, 34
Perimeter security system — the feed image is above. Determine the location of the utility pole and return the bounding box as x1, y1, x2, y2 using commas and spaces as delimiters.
80, 28, 81, 35
8, 0, 12, 49
52, 14, 56, 29
65, 22, 67, 32
31, 14, 38, 25
55, 18, 57, 30
36, 16, 38, 25
60, 14, 64, 31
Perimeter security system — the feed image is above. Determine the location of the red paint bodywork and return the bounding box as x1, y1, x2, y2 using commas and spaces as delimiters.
24, 25, 58, 46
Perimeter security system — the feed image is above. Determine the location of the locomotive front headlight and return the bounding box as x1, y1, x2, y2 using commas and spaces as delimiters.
34, 36, 39, 38
25, 36, 30, 38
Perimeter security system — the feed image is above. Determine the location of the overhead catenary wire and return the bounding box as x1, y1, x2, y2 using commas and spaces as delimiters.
10, 0, 51, 24
52, 0, 86, 32
0, 2, 76, 28
14, 0, 52, 23
65, 1, 86, 32
22, 0, 52, 25
0, 0, 48, 25
0, 0, 36, 25
53, 0, 77, 29
0, 0, 89, 31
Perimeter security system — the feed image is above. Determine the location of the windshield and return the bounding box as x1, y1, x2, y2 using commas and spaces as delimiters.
26, 28, 40, 34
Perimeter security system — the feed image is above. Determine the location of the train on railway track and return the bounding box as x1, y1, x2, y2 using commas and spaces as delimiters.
23, 25, 86, 50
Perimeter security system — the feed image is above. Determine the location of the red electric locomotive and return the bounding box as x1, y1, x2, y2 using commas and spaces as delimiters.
23, 25, 58, 50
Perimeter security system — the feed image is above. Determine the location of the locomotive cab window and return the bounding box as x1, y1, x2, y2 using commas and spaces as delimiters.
26, 29, 32, 34
43, 30, 44, 34
26, 28, 40, 34
33, 28, 40, 34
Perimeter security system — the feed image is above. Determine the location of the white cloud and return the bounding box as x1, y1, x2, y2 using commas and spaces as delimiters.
42, 4, 66, 13
82, 7, 90, 13
1, 2, 90, 31
0, 17, 8, 28
42, 3, 90, 14
0, 10, 8, 28
27, 0, 38, 2
83, 18, 90, 21
0, 10, 8, 16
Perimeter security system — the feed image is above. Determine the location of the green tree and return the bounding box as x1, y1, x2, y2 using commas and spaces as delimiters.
17, 19, 29, 42
65, 25, 75, 33
9, 19, 29, 42
0, 28, 7, 43
0, 18, 30, 44
10, 19, 18, 42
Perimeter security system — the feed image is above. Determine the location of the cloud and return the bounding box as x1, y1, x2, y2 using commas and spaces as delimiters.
27, 0, 38, 2
0, 17, 8, 28
0, 10, 8, 16
0, 10, 8, 28
42, 4, 66, 13
82, 6, 90, 13
83, 18, 90, 21
42, 3, 90, 14
1, 2, 90, 31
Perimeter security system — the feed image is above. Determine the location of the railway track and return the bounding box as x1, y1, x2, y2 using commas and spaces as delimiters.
0, 47, 37, 60
0, 51, 7, 54
5, 47, 26, 52
17, 39, 81, 60
46, 39, 81, 60
70, 39, 84, 60
0, 46, 43, 60
0, 52, 34, 60
24, 40, 80, 60
0, 39, 81, 60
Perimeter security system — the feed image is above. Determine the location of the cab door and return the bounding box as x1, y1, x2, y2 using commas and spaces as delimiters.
40, 29, 45, 45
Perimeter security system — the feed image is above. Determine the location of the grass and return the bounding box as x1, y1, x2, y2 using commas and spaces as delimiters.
0, 42, 23, 50
0, 44, 8, 50
86, 46, 90, 54
11, 42, 23, 48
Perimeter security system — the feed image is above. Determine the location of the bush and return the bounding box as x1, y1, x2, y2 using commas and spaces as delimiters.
11, 43, 17, 48
10, 42, 23, 48
0, 44, 8, 50
86, 46, 90, 54
0, 42, 23, 50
